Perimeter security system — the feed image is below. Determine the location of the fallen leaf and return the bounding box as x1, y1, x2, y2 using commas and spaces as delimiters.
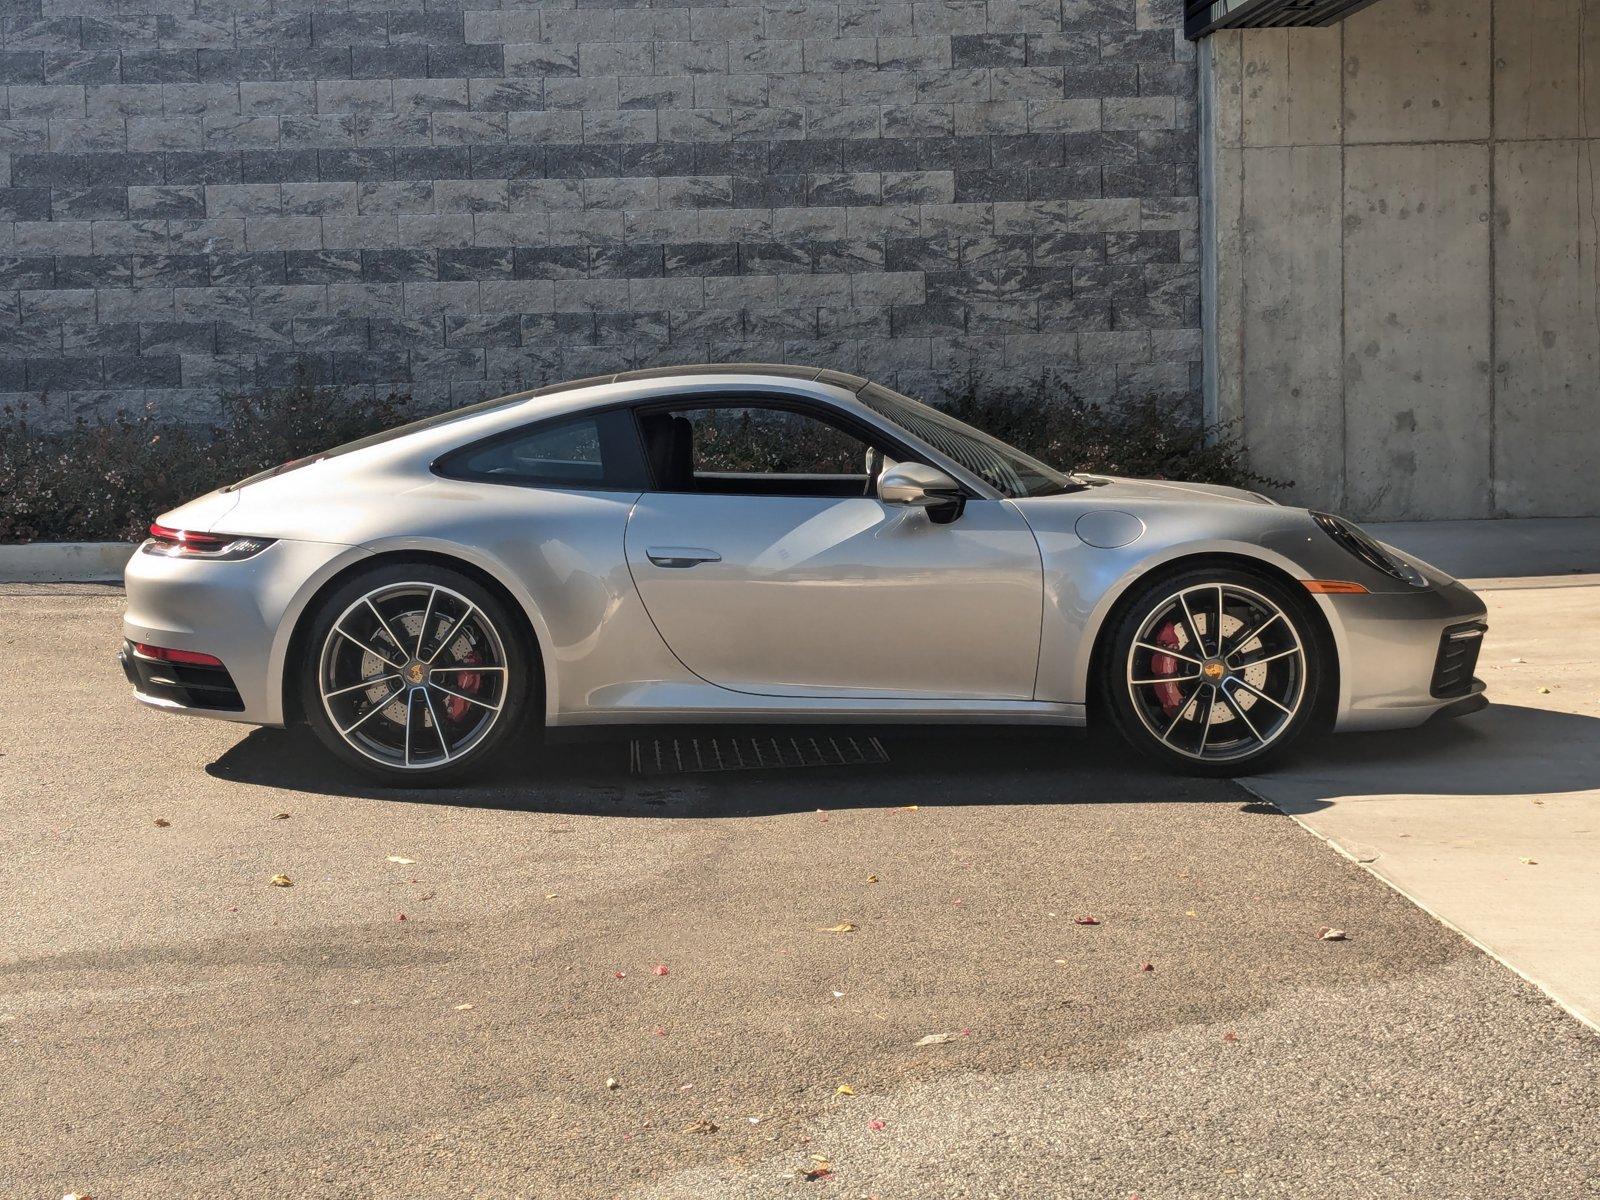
1317, 927, 1348, 941
1223, 1031, 1238, 1043
1185, 910, 1197, 918
832, 990, 845, 998
916, 1032, 956, 1046
62, 1193, 93, 1200
1538, 686, 1552, 694
836, 1084, 855, 1095
653, 964, 670, 976
153, 818, 170, 827
396, 913, 408, 921
269, 874, 293, 888
1521, 857, 1538, 865
272, 813, 290, 820
866, 874, 879, 884
653, 1026, 668, 1036
1509, 657, 1526, 663
544, 893, 559, 900
1073, 915, 1100, 926
614, 971, 626, 980
801, 1160, 833, 1181
387, 855, 416, 865
1139, 962, 1155, 972
819, 922, 858, 934
453, 1003, 475, 1011
682, 1119, 718, 1134
678, 1083, 694, 1092
869, 1118, 887, 1131
605, 1077, 620, 1090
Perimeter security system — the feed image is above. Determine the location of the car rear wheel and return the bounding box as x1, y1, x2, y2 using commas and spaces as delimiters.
298, 563, 533, 786
1100, 566, 1326, 776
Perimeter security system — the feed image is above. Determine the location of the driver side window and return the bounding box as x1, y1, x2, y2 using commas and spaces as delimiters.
637, 403, 889, 498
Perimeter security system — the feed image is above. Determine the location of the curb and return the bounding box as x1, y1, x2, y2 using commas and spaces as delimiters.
0, 542, 136, 583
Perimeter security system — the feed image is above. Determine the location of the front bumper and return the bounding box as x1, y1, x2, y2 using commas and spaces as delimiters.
121, 537, 368, 726
1323, 576, 1491, 732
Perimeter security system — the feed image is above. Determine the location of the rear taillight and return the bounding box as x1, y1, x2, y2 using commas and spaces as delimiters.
132, 642, 225, 668
144, 524, 275, 561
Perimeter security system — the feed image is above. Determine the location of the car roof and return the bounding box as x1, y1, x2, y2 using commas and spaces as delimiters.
527, 362, 871, 398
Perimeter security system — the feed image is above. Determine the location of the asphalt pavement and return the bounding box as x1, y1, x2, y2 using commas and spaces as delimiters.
2, 585, 1596, 1199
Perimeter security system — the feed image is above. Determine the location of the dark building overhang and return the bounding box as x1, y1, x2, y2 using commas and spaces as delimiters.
1185, 0, 1385, 39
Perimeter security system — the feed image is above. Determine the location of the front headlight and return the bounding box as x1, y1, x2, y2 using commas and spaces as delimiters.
1311, 513, 1428, 588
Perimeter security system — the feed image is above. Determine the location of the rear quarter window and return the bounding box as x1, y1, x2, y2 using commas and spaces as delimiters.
434, 409, 650, 492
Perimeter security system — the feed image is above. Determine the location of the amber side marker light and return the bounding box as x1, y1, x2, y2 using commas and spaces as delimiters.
1302, 580, 1370, 595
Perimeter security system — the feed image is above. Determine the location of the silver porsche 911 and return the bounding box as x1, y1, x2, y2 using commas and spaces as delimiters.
121, 365, 1488, 784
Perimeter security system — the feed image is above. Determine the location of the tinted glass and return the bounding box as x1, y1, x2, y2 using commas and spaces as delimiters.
855, 384, 1077, 499
684, 407, 868, 476
442, 409, 648, 490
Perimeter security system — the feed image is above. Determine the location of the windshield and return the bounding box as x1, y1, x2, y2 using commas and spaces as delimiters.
856, 384, 1081, 499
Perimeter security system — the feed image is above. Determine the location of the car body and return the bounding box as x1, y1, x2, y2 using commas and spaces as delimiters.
121, 365, 1488, 780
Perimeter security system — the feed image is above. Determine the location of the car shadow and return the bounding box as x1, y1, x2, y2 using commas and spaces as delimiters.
205, 723, 1257, 817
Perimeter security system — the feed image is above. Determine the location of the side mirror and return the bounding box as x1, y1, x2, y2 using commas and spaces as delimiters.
878, 463, 965, 523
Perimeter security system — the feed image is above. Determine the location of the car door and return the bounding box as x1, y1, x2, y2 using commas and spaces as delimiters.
622, 399, 1044, 701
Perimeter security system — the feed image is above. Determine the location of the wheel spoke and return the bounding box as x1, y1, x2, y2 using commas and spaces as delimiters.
422, 687, 451, 762
1176, 591, 1207, 656
1159, 682, 1203, 746
424, 602, 483, 665
403, 690, 416, 767
1196, 685, 1217, 755
1217, 685, 1267, 745
415, 586, 438, 659
1135, 641, 1205, 667
1229, 676, 1294, 715
339, 684, 405, 736
1225, 611, 1283, 659
334, 625, 403, 668
1232, 646, 1302, 670
429, 679, 498, 712
364, 597, 409, 661
324, 673, 400, 700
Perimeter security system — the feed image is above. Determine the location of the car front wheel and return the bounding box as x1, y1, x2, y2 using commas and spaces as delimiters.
298, 563, 533, 786
1101, 566, 1326, 776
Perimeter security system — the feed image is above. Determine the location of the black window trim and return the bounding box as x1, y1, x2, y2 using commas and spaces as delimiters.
625, 391, 977, 498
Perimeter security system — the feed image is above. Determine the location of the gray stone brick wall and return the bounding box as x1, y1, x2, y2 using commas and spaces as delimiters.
0, 0, 1200, 424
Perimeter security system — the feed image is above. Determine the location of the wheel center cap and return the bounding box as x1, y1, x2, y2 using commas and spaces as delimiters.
1202, 658, 1227, 681
405, 661, 426, 687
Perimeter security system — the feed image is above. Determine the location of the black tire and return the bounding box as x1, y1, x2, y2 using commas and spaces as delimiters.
297, 561, 536, 786
1098, 565, 1327, 777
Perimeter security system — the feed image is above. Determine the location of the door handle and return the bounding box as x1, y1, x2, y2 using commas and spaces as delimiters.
646, 546, 722, 568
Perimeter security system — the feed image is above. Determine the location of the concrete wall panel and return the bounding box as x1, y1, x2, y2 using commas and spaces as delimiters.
1342, 0, 1491, 144
1494, 140, 1600, 516
1494, 0, 1600, 140
1241, 28, 1345, 147
1342, 143, 1492, 518
1239, 146, 1346, 507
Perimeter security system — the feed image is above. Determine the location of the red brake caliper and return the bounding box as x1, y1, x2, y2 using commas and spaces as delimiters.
1151, 621, 1185, 716
443, 650, 483, 722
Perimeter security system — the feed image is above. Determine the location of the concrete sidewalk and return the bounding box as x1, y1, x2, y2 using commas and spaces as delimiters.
1246, 518, 1600, 1030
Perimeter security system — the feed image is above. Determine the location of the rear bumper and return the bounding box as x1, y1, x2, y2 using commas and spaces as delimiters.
119, 640, 245, 712
1324, 577, 1491, 732
121, 536, 368, 726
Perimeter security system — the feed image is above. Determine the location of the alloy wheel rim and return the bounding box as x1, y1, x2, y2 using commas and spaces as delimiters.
318, 583, 509, 770
1126, 582, 1306, 763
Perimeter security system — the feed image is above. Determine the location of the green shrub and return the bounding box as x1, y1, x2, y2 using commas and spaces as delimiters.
937, 377, 1289, 492
0, 376, 1286, 544
0, 382, 410, 544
